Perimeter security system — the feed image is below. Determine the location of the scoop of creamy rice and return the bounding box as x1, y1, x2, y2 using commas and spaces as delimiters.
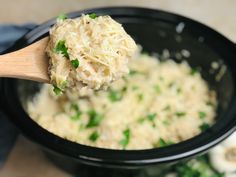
28, 52, 217, 150
46, 14, 137, 94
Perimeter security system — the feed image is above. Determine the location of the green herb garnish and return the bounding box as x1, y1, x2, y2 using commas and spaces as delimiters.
89, 131, 99, 142
162, 105, 171, 111
175, 112, 186, 117
168, 82, 175, 88
199, 111, 207, 119
206, 101, 214, 107
121, 86, 127, 93
147, 113, 156, 121
52, 80, 67, 96
59, 80, 67, 89
53, 85, 63, 96
158, 138, 168, 147
154, 84, 161, 93
54, 40, 69, 59
70, 113, 81, 121
199, 123, 210, 131
89, 13, 97, 19
190, 68, 199, 75
86, 110, 103, 128
122, 76, 128, 83
71, 103, 79, 112
137, 117, 146, 123
154, 138, 173, 147
137, 93, 143, 102
147, 113, 157, 127
137, 113, 156, 125
57, 14, 68, 21
162, 120, 170, 126
109, 90, 123, 102
120, 128, 130, 149
129, 70, 139, 75
129, 70, 144, 76
174, 155, 224, 177
71, 59, 79, 69
177, 87, 182, 94
70, 103, 82, 120
141, 50, 148, 55
132, 85, 139, 90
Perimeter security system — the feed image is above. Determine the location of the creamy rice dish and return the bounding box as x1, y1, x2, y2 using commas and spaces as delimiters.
28, 52, 217, 150
46, 14, 137, 94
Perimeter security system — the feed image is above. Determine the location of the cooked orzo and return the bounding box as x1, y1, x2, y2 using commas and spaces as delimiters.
27, 52, 217, 150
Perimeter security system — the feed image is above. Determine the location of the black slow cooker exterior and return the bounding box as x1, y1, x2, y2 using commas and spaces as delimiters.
0, 7, 236, 176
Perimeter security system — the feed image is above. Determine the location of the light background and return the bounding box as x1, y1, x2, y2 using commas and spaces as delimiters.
0, 0, 235, 176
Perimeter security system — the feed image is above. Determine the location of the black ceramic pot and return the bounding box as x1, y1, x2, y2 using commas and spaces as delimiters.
0, 7, 236, 177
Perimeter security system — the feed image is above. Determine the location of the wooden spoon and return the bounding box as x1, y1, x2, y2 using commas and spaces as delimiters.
0, 37, 50, 83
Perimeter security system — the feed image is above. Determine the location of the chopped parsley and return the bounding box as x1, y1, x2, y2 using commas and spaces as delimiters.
137, 117, 146, 123
121, 86, 127, 93
162, 120, 170, 126
129, 70, 139, 75
120, 128, 130, 149
53, 40, 69, 59
174, 155, 224, 177
52, 81, 67, 95
199, 123, 210, 131
132, 85, 139, 90
154, 84, 161, 94
147, 113, 156, 121
70, 103, 82, 121
154, 138, 173, 147
53, 85, 63, 96
122, 76, 128, 83
162, 105, 171, 111
89, 13, 97, 19
71, 59, 79, 69
137, 113, 156, 126
147, 113, 157, 127
71, 103, 79, 112
59, 80, 67, 89
109, 90, 123, 102
190, 68, 199, 75
158, 138, 168, 147
70, 113, 81, 121
129, 70, 144, 76
57, 14, 68, 21
168, 82, 175, 88
206, 101, 214, 107
86, 110, 103, 128
175, 112, 186, 117
137, 93, 143, 102
177, 87, 182, 94
199, 111, 207, 119
89, 131, 99, 142
141, 50, 149, 55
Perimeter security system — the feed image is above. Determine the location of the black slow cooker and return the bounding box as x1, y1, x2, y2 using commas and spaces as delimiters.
0, 7, 236, 176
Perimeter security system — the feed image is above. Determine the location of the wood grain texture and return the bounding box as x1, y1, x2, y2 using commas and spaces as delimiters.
0, 37, 50, 83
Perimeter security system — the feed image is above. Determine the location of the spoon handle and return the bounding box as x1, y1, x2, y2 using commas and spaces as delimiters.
0, 37, 50, 83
